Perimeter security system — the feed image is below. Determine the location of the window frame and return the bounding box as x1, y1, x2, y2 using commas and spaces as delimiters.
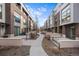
61, 4, 71, 23
0, 5, 2, 19
14, 12, 21, 23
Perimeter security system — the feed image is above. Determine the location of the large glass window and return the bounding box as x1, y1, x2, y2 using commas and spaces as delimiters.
0, 5, 2, 19
61, 4, 71, 23
23, 19, 26, 25
14, 16, 20, 23
14, 27, 20, 36
14, 12, 20, 23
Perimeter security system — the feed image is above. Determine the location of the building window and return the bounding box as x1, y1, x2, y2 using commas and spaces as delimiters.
61, 4, 71, 23
26, 19, 28, 28
14, 16, 20, 23
50, 19, 52, 25
23, 22, 26, 25
14, 26, 20, 36
0, 5, 2, 19
23, 19, 26, 26
14, 12, 20, 23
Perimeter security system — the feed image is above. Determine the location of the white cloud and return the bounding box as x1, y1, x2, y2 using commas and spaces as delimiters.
37, 16, 47, 26
25, 4, 48, 27
34, 11, 43, 16
37, 7, 47, 12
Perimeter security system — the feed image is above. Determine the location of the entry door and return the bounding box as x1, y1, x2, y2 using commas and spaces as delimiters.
0, 25, 5, 36
15, 27, 20, 36
70, 26, 75, 39
0, 26, 1, 36
59, 26, 62, 33
16, 27, 19, 36
66, 26, 75, 39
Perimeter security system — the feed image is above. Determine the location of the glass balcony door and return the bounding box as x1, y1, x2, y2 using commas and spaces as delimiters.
14, 27, 20, 36
70, 26, 75, 39
66, 25, 75, 39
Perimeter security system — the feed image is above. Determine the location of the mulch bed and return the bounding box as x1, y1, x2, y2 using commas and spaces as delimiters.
42, 37, 60, 56
0, 46, 31, 56
42, 37, 79, 56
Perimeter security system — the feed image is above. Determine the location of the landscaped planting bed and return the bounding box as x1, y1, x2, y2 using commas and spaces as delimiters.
42, 35, 60, 56
0, 46, 30, 56
28, 32, 39, 40
42, 35, 79, 56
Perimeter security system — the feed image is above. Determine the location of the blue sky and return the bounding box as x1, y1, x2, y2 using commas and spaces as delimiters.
23, 3, 57, 27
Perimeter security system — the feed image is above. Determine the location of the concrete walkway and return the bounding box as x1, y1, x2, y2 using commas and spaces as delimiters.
23, 40, 36, 46
30, 33, 48, 56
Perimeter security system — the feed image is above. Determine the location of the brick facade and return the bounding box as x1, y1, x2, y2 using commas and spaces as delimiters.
5, 3, 22, 35
75, 23, 79, 38
61, 23, 79, 39
5, 4, 11, 34
0, 3, 36, 37
62, 25, 66, 37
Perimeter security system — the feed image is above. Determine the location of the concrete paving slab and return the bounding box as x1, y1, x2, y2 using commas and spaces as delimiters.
30, 33, 48, 56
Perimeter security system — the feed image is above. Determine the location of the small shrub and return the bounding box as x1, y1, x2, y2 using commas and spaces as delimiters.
45, 35, 50, 40
30, 32, 36, 39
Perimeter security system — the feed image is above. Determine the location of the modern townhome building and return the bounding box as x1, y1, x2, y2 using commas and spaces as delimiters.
48, 3, 79, 40
56, 3, 79, 40
28, 16, 36, 32
20, 6, 28, 35
0, 3, 35, 37
43, 20, 48, 31
46, 17, 50, 31
54, 3, 79, 48
48, 12, 55, 32
53, 4, 62, 34
33, 21, 38, 31
43, 10, 55, 32
43, 21, 47, 30
45, 16, 53, 32
31, 19, 36, 31
43, 3, 79, 48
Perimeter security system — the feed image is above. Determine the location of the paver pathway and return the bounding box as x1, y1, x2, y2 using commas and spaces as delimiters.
30, 33, 48, 56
